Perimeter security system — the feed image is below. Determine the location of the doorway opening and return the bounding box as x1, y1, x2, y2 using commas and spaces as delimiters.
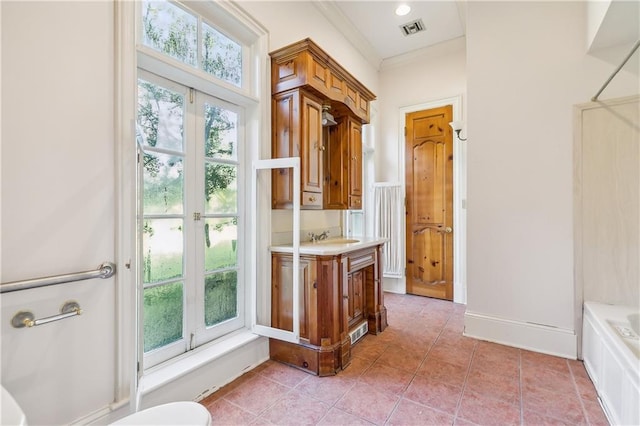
397, 96, 467, 304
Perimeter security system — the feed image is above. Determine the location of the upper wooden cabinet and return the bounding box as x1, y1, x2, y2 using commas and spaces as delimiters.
270, 38, 376, 123
272, 89, 324, 209
323, 115, 363, 210
270, 39, 375, 210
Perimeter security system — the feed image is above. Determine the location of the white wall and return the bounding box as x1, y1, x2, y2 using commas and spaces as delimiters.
0, 1, 380, 423
1, 2, 117, 424
577, 97, 639, 308
464, 1, 639, 358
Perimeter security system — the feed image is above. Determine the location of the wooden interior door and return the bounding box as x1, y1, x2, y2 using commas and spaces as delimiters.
405, 105, 454, 300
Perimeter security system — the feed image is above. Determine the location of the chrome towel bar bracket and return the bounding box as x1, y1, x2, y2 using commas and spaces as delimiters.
11, 301, 82, 328
0, 261, 116, 293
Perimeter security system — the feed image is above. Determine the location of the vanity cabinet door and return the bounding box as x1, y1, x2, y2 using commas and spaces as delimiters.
272, 89, 323, 209
347, 269, 365, 329
323, 115, 363, 210
323, 121, 348, 209
301, 94, 324, 195
271, 254, 316, 340
347, 117, 363, 210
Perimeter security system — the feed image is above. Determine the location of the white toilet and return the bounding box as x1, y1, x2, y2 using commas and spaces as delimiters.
111, 401, 212, 425
1, 385, 212, 426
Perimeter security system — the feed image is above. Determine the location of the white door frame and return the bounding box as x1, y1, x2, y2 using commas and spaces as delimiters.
398, 95, 467, 304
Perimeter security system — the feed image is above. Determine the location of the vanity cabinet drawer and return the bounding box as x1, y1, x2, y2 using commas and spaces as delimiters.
347, 250, 375, 272
349, 195, 362, 210
302, 191, 322, 208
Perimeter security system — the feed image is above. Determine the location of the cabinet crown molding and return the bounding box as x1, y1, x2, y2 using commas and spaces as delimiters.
270, 38, 376, 123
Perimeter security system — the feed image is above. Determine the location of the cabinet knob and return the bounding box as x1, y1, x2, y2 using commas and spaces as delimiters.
309, 196, 316, 202
343, 295, 349, 300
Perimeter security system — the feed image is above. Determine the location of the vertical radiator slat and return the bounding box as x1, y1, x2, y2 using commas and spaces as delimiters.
373, 184, 403, 277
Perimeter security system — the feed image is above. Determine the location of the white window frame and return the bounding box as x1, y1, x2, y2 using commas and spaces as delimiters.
128, 0, 269, 371
136, 70, 248, 367
250, 158, 301, 344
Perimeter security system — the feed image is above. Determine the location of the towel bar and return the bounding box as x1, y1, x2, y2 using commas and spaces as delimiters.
11, 301, 82, 328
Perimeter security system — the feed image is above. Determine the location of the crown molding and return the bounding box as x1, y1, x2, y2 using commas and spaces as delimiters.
311, 0, 383, 71
379, 36, 466, 72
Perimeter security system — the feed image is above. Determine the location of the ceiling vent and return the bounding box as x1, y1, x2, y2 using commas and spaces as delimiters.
400, 18, 425, 36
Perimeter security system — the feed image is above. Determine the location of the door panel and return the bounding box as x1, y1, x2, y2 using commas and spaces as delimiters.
271, 256, 314, 340
405, 106, 453, 300
412, 228, 444, 284
301, 95, 323, 193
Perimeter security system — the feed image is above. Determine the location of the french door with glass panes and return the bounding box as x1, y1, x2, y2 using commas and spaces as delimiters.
137, 70, 244, 368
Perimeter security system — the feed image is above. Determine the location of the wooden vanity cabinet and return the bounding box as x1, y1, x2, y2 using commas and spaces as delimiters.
270, 253, 342, 375
269, 244, 388, 376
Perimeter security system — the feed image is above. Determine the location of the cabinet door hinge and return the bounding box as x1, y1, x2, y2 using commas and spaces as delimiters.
404, 126, 407, 136
189, 88, 194, 104
193, 212, 201, 221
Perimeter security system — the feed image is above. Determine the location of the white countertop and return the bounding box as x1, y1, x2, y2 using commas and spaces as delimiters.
270, 236, 387, 256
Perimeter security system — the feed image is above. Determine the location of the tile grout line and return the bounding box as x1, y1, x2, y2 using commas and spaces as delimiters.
451, 338, 477, 424
518, 348, 524, 426
567, 359, 592, 425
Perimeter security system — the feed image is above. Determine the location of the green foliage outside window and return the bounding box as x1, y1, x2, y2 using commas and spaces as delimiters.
138, 0, 243, 355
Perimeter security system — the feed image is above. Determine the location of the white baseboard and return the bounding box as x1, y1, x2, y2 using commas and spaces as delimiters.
464, 311, 577, 359
382, 276, 406, 294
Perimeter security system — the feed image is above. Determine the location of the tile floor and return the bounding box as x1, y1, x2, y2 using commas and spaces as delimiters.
201, 293, 609, 425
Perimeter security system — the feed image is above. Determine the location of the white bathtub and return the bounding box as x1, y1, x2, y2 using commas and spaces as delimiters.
583, 302, 640, 425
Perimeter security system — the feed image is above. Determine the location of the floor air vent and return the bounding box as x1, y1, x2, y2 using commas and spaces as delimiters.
349, 322, 368, 345
400, 19, 425, 36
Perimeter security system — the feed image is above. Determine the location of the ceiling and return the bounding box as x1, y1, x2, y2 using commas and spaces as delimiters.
313, 0, 466, 68
313, 1, 639, 73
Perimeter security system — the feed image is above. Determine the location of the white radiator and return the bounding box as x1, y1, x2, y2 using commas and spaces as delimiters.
373, 183, 403, 277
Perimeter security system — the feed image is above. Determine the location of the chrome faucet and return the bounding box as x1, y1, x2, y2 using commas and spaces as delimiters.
308, 230, 330, 242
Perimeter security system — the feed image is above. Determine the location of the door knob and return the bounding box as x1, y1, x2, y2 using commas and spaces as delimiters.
444, 227, 453, 233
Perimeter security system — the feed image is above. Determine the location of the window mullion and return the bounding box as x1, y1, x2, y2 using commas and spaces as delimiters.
184, 87, 201, 346
197, 16, 203, 74
191, 91, 206, 340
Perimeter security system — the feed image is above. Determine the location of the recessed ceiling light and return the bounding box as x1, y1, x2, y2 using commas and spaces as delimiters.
395, 4, 411, 16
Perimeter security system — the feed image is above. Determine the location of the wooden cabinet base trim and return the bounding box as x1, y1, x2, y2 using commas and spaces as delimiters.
269, 338, 343, 376
367, 306, 388, 335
